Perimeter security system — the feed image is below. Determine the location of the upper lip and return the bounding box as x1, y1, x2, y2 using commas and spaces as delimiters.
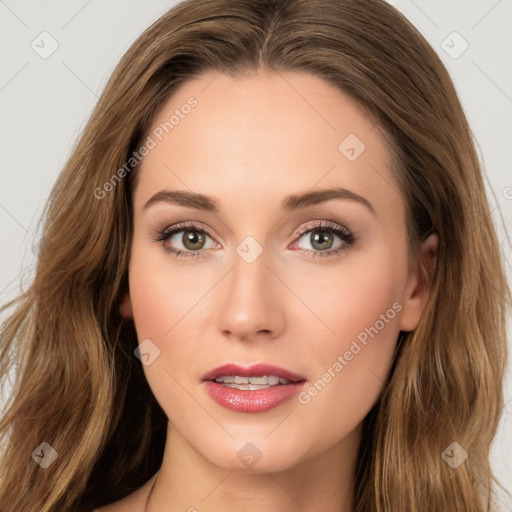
201, 363, 306, 383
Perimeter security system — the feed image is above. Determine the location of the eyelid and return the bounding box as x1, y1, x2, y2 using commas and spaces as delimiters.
155, 220, 215, 239
289, 220, 355, 256
154, 221, 220, 246
293, 220, 352, 240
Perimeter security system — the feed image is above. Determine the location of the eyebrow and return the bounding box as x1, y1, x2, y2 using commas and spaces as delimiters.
143, 187, 376, 216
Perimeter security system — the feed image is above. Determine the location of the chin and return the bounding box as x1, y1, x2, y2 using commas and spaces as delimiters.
195, 433, 307, 474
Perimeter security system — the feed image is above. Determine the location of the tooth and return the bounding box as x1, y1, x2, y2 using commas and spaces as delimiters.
222, 383, 274, 390
249, 376, 268, 384
214, 376, 236, 383
213, 375, 294, 385
215, 375, 292, 389
224, 383, 251, 390
248, 383, 270, 390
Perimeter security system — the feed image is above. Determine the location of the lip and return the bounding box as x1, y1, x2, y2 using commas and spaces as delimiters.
201, 363, 307, 413
201, 363, 306, 383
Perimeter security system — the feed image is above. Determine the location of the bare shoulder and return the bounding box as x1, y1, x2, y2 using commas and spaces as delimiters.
92, 501, 137, 512
91, 473, 157, 512
92, 495, 140, 512
92, 504, 137, 512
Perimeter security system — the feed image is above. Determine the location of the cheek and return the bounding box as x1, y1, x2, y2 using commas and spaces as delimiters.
127, 246, 208, 425
127, 240, 218, 379
127, 240, 210, 340
288, 250, 405, 448
286, 242, 406, 348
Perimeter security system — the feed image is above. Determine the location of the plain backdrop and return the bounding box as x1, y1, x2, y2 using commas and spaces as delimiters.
1, 0, 511, 509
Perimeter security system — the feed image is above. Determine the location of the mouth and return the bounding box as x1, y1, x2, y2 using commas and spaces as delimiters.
201, 363, 307, 413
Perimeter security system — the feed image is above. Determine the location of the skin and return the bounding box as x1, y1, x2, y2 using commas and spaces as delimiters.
98, 69, 437, 512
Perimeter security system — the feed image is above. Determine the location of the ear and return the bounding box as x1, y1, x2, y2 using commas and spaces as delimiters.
119, 292, 133, 319
399, 233, 438, 332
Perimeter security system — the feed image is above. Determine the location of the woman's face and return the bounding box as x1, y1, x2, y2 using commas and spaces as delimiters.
125, 70, 433, 472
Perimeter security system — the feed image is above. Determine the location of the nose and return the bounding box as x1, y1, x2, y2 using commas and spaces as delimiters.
215, 246, 286, 342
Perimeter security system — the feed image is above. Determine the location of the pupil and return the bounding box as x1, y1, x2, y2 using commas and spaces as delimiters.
183, 230, 204, 250
312, 230, 332, 250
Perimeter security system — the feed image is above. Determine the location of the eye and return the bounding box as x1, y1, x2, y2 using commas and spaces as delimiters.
153, 221, 218, 258
153, 220, 356, 260
291, 220, 356, 258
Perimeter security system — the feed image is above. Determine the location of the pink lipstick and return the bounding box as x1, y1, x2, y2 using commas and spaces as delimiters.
202, 363, 306, 413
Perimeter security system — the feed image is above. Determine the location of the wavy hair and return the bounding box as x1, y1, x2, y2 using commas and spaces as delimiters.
0, 0, 510, 510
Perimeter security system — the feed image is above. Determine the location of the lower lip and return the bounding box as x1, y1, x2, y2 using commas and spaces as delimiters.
203, 381, 306, 413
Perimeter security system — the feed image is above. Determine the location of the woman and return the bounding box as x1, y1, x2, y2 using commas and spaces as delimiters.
0, 0, 509, 511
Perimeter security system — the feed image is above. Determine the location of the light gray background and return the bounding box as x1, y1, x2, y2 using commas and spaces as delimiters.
1, 0, 511, 508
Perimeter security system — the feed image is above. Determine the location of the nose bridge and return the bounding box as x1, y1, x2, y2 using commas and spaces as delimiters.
215, 239, 284, 339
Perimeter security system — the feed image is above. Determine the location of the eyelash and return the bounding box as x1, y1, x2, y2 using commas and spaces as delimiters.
153, 220, 356, 260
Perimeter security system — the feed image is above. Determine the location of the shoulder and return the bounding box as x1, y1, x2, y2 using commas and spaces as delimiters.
91, 499, 139, 512
89, 472, 158, 512
92, 501, 137, 512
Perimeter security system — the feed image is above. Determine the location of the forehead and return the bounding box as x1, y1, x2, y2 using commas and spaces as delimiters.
133, 70, 402, 220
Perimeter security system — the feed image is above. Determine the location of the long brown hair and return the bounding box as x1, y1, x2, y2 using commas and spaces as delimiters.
1, 0, 509, 510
